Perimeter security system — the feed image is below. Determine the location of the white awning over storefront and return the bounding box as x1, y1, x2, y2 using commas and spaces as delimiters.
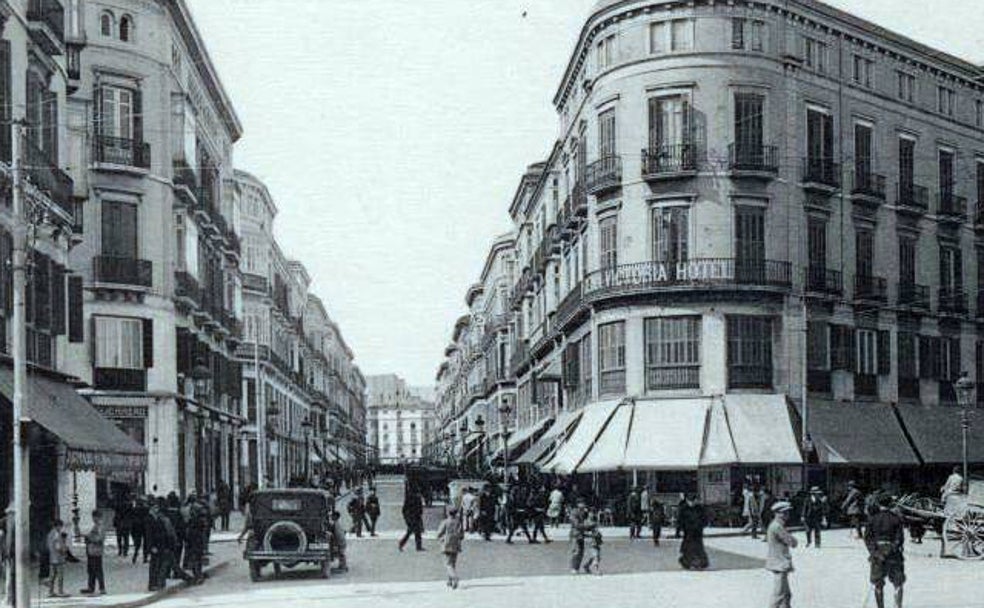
723, 394, 802, 464
623, 398, 709, 470
577, 402, 634, 473
542, 400, 620, 474
514, 408, 582, 465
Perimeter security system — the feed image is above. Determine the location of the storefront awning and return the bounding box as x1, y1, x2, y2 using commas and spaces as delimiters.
700, 398, 739, 467
894, 403, 984, 464
514, 409, 582, 465
722, 394, 802, 465
577, 401, 633, 473
0, 364, 147, 473
625, 398, 709, 470
797, 399, 919, 466
542, 400, 620, 474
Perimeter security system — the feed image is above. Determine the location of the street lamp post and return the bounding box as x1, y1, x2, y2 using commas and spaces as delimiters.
474, 415, 486, 476
954, 371, 975, 493
191, 358, 213, 494
301, 417, 313, 482
498, 402, 512, 483
459, 418, 469, 476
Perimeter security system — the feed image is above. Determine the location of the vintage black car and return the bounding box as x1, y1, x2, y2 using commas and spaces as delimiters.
243, 489, 335, 581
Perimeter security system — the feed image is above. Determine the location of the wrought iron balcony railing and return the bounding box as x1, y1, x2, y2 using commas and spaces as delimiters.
642, 143, 698, 177
806, 266, 842, 296
938, 287, 967, 315
93, 255, 152, 288
727, 143, 779, 173
94, 134, 151, 169
897, 282, 929, 310
937, 192, 967, 220
801, 157, 840, 187
23, 137, 74, 217
896, 182, 929, 211
851, 168, 886, 199
585, 155, 622, 194
854, 275, 887, 302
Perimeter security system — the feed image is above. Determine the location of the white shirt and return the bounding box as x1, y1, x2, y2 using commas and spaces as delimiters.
462, 492, 476, 512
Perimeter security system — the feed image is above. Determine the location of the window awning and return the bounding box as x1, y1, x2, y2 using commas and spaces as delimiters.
721, 394, 802, 465
894, 403, 984, 464
795, 399, 919, 465
542, 400, 620, 474
577, 401, 634, 473
624, 398, 709, 470
514, 409, 582, 465
0, 364, 147, 473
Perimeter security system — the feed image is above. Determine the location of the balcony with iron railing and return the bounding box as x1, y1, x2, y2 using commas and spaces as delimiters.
509, 339, 530, 377
93, 255, 152, 288
936, 191, 967, 222
853, 275, 887, 303
641, 143, 698, 179
851, 168, 886, 201
897, 281, 929, 311
94, 368, 147, 392
896, 182, 929, 213
94, 134, 150, 170
23, 137, 74, 218
727, 143, 779, 175
27, 0, 65, 54
581, 258, 791, 302
242, 272, 269, 294
570, 180, 588, 217
585, 155, 622, 195
728, 365, 772, 390
801, 157, 840, 189
555, 282, 585, 330
174, 271, 200, 305
805, 266, 842, 297
646, 366, 700, 390
938, 286, 967, 316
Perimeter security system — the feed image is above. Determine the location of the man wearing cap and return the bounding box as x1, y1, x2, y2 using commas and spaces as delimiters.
801, 487, 828, 548
765, 501, 798, 608
864, 496, 905, 608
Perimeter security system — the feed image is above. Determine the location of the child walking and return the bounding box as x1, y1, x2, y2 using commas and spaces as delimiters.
583, 527, 603, 575
436, 506, 465, 589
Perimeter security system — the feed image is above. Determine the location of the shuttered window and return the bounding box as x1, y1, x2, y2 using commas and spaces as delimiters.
726, 315, 773, 388
734, 93, 764, 161
68, 276, 83, 342
101, 201, 138, 258
598, 322, 625, 396
94, 316, 144, 369
599, 215, 618, 270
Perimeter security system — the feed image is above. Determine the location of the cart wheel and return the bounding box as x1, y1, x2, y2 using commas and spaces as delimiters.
943, 508, 984, 561
273, 563, 282, 578
320, 560, 331, 579
249, 561, 262, 582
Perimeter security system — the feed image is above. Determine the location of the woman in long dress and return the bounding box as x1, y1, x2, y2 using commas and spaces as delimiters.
678, 494, 709, 570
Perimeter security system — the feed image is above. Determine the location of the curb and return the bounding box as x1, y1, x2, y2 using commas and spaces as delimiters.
104, 558, 232, 608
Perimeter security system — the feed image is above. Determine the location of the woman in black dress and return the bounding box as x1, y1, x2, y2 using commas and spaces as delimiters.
678, 494, 709, 570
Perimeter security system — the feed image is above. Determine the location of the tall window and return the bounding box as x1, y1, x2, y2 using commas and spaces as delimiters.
580, 332, 593, 400
807, 218, 826, 288
854, 123, 873, 186
977, 162, 984, 205
977, 100, 983, 128
803, 37, 826, 72
897, 72, 916, 102
652, 206, 689, 267
648, 96, 692, 171
856, 329, 878, 375
100, 11, 114, 37
735, 206, 765, 281
731, 19, 765, 51
734, 93, 764, 163
94, 316, 143, 369
899, 236, 916, 286
598, 109, 616, 158
939, 245, 962, 293
852, 55, 873, 87
599, 215, 618, 270
119, 15, 133, 42
101, 201, 137, 258
598, 322, 625, 396
937, 86, 955, 116
596, 34, 615, 70
727, 316, 772, 389
645, 317, 700, 390
806, 108, 834, 176
100, 86, 134, 139
670, 19, 693, 51
807, 322, 829, 372
939, 149, 955, 200
855, 230, 873, 280
898, 332, 917, 380
899, 137, 915, 194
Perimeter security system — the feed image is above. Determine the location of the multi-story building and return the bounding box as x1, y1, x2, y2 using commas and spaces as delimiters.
366, 374, 435, 465
234, 169, 366, 486
0, 0, 147, 543
435, 0, 984, 503
61, 0, 245, 500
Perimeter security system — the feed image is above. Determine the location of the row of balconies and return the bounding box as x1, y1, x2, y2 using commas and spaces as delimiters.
174, 270, 242, 338
806, 267, 974, 316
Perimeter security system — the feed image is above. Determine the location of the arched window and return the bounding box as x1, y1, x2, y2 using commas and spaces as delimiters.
100, 11, 114, 37
119, 15, 133, 42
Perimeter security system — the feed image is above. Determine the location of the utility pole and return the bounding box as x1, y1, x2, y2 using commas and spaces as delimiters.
255, 338, 266, 489
11, 119, 31, 608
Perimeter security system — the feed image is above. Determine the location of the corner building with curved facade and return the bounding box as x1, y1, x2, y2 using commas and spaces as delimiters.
435, 0, 984, 504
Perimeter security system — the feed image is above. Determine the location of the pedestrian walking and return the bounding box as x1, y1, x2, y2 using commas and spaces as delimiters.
184, 497, 208, 584
581, 525, 603, 575
864, 496, 906, 608
743, 482, 763, 539
640, 485, 650, 530
330, 511, 348, 572
801, 486, 828, 548
478, 485, 497, 541
678, 494, 709, 570
764, 501, 798, 608
674, 493, 686, 538
365, 488, 381, 537
841, 480, 865, 539
80, 510, 107, 596
528, 484, 551, 543
461, 488, 476, 533
547, 485, 564, 528
568, 498, 589, 574
940, 466, 963, 504
131, 496, 150, 564
436, 506, 465, 589
348, 488, 366, 538
217, 482, 233, 532
45, 520, 69, 598
760, 488, 776, 543
649, 493, 665, 546
114, 491, 133, 557
505, 483, 534, 544
626, 486, 643, 540
398, 485, 425, 552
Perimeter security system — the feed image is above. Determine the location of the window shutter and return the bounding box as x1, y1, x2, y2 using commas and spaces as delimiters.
51, 264, 65, 335
68, 276, 83, 342
43, 90, 57, 161
133, 88, 143, 144
877, 330, 890, 375
142, 318, 153, 368
89, 315, 97, 364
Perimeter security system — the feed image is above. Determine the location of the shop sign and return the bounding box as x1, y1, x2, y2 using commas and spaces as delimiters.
95, 404, 149, 419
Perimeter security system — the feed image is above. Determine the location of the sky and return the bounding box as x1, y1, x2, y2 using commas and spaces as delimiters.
184, 0, 984, 387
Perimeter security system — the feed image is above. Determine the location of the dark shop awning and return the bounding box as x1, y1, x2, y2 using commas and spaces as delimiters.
796, 399, 919, 466
0, 363, 147, 473
894, 403, 984, 464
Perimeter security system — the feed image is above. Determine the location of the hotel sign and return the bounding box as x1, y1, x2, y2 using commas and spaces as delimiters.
587, 259, 738, 291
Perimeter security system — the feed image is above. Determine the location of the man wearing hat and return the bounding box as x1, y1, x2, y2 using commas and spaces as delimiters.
568, 498, 589, 574
864, 495, 905, 608
765, 501, 798, 608
841, 480, 865, 540
801, 487, 828, 548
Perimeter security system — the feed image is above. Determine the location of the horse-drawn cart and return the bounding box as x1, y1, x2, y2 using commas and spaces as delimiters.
897, 479, 984, 560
